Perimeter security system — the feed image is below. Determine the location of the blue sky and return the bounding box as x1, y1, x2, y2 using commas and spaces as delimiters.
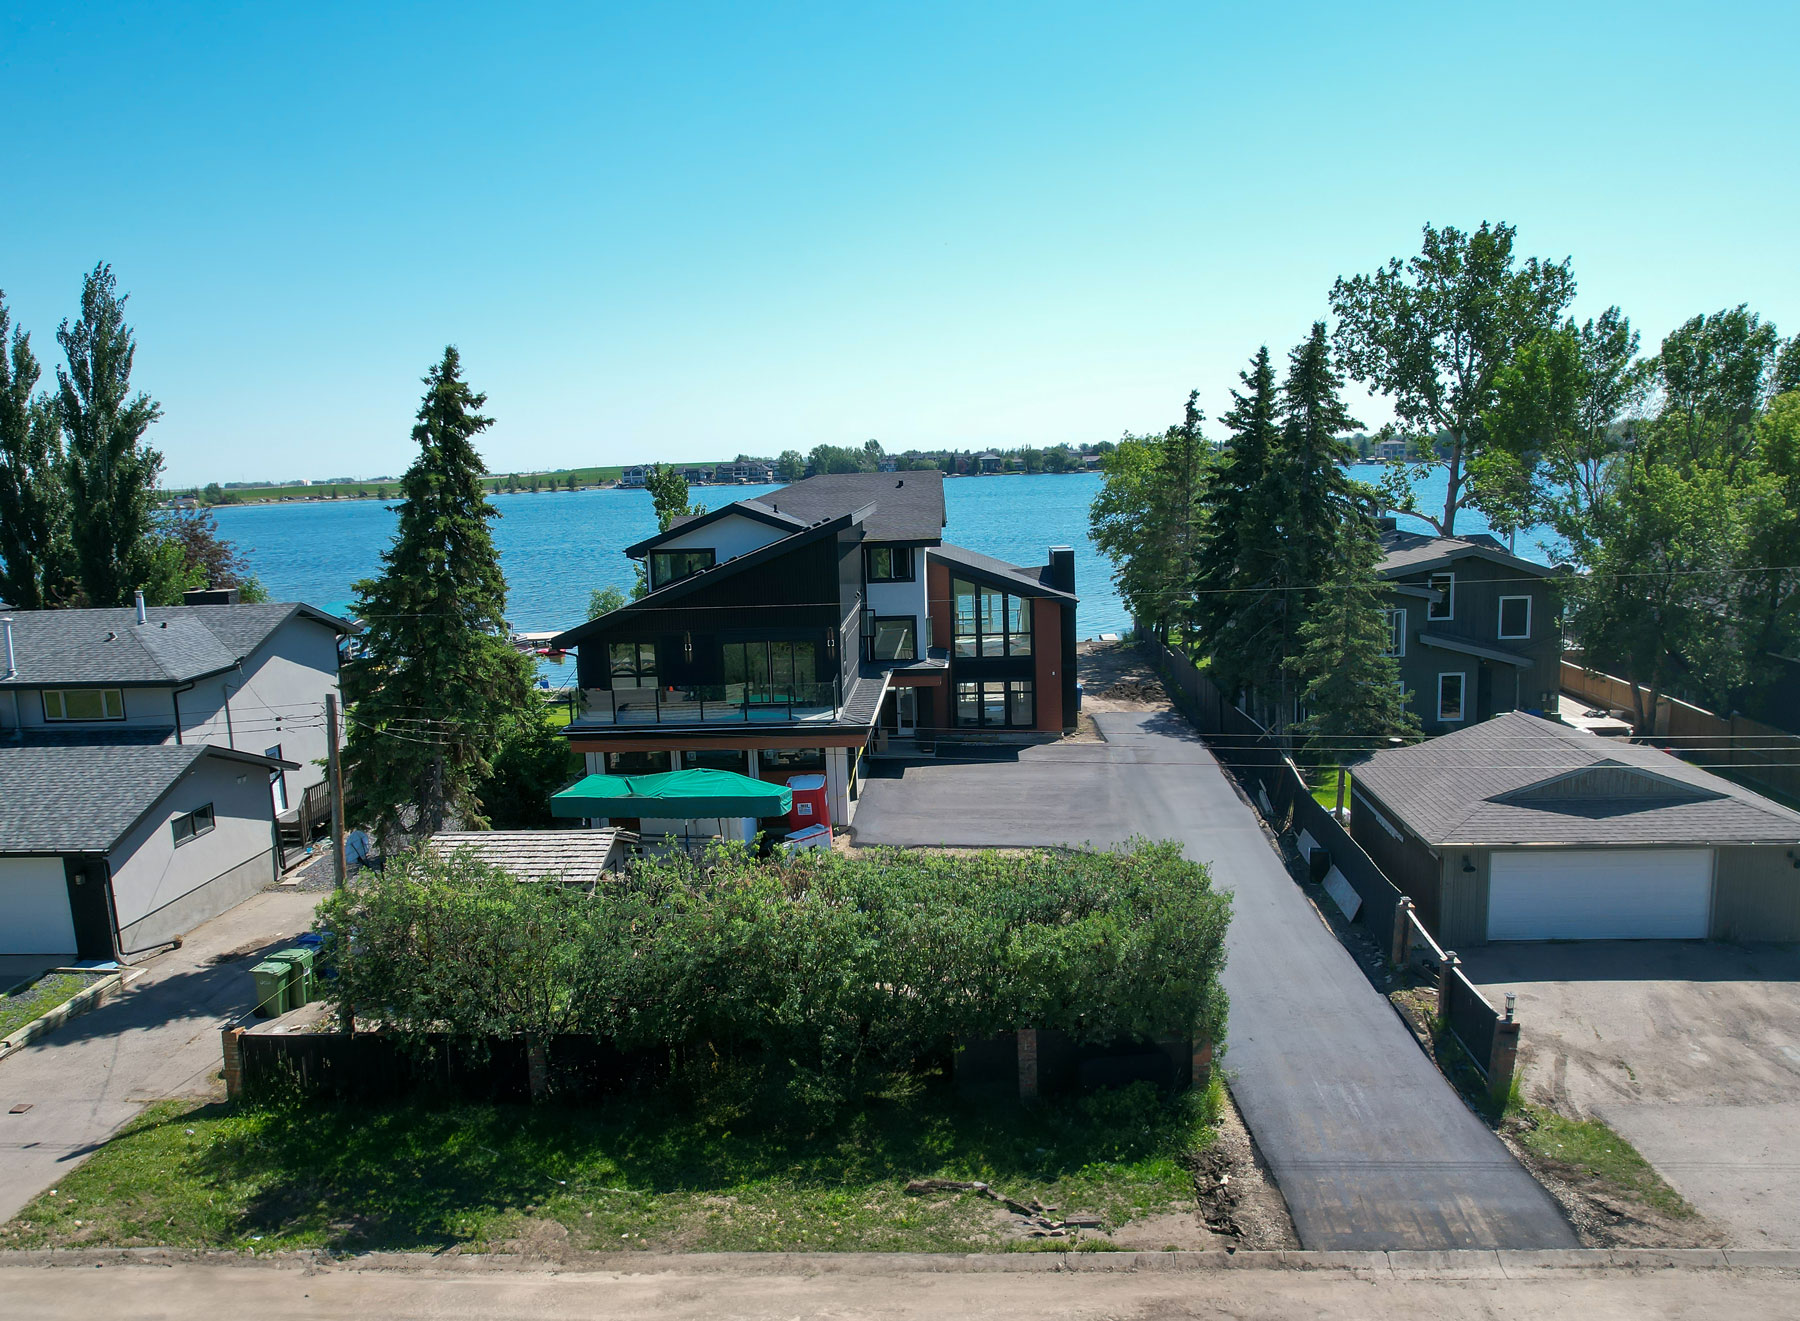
2, 2, 1795, 485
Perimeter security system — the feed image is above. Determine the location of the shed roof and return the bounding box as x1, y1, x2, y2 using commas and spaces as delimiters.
930, 543, 1077, 601
1351, 711, 1800, 847
0, 741, 296, 855
428, 830, 628, 884
0, 603, 353, 688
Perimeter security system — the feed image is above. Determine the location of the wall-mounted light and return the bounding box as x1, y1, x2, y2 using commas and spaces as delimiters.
1461, 855, 1476, 874
682, 631, 693, 663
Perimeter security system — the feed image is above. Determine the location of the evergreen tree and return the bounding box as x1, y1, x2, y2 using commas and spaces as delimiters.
1194, 347, 1283, 706
340, 347, 535, 844
57, 264, 164, 607
1289, 528, 1420, 813
1276, 323, 1367, 596
0, 294, 73, 608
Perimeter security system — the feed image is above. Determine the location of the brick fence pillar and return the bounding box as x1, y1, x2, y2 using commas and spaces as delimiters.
1437, 951, 1460, 1023
1191, 1034, 1213, 1090
1489, 1018, 1521, 1096
1391, 897, 1414, 967
221, 1026, 245, 1100
1016, 1028, 1039, 1104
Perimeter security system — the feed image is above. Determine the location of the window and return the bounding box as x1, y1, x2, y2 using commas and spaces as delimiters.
171, 803, 215, 846
605, 750, 671, 775
608, 641, 658, 685
1427, 572, 1455, 620
757, 747, 826, 774
648, 548, 715, 590
42, 688, 124, 721
865, 545, 914, 582
1437, 672, 1465, 722
265, 745, 287, 814
1383, 608, 1406, 657
723, 639, 820, 697
1498, 595, 1531, 639
683, 748, 749, 774
954, 680, 1036, 728
869, 616, 917, 662
951, 578, 1033, 657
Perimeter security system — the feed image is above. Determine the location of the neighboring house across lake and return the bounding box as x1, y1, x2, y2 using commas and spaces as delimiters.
551, 470, 1078, 825
1348, 711, 1800, 946
0, 594, 353, 958
1376, 522, 1563, 735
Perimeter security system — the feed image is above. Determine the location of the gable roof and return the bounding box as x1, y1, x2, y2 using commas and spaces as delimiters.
1351, 710, 1800, 847
930, 544, 1078, 601
0, 603, 353, 688
624, 502, 808, 558
1377, 529, 1559, 580
429, 830, 627, 884
0, 741, 298, 855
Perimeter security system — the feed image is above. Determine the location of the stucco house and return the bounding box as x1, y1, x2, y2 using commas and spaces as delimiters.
1349, 711, 1800, 946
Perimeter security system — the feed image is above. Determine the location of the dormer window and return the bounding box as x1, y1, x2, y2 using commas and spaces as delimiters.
648, 549, 715, 590
865, 545, 914, 583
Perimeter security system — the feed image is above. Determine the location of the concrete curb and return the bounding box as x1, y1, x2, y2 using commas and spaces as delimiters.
0, 971, 123, 1061
1, 1246, 1794, 1275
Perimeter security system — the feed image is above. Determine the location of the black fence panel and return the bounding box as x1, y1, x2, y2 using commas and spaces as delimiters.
1446, 970, 1498, 1075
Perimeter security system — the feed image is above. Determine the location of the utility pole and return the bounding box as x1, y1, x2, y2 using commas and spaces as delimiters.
325, 692, 346, 889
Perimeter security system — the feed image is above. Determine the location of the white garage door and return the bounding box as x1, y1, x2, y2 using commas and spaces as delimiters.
1488, 848, 1712, 941
0, 857, 78, 955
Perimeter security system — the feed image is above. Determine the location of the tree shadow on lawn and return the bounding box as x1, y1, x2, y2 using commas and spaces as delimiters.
186, 1074, 1201, 1252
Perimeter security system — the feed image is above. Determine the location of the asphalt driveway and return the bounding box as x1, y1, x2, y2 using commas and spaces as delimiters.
1466, 941, 1800, 1247
0, 889, 322, 1224
855, 710, 1576, 1251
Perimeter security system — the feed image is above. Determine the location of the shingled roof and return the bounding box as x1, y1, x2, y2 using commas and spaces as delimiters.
1377, 529, 1559, 579
1351, 711, 1800, 847
0, 742, 296, 854
0, 603, 352, 688
754, 470, 945, 542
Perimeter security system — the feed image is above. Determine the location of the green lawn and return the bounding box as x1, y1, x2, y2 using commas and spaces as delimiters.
1, 1077, 1218, 1254
1308, 768, 1346, 814
0, 971, 99, 1041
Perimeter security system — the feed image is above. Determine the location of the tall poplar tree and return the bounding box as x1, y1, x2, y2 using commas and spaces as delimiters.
341, 347, 535, 843
0, 294, 73, 609
57, 264, 164, 607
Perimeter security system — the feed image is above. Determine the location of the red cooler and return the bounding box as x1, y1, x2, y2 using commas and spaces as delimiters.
785, 774, 831, 833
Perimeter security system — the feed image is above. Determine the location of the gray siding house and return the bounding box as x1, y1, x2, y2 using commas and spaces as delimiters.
1377, 524, 1563, 735
0, 598, 351, 957
1349, 711, 1800, 946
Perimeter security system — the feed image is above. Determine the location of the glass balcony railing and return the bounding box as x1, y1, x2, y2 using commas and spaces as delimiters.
576, 679, 842, 726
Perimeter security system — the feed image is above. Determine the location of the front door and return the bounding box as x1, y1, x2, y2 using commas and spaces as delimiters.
265, 745, 288, 814
896, 687, 917, 734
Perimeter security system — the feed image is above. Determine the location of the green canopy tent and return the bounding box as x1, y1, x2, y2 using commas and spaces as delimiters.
550, 768, 793, 821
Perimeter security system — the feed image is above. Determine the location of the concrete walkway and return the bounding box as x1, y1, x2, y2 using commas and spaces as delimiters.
0, 890, 321, 1224
855, 710, 1577, 1251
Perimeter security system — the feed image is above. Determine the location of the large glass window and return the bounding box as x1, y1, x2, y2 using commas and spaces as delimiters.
605, 750, 671, 775
869, 616, 917, 662
952, 579, 1033, 658
757, 746, 826, 774
865, 545, 914, 582
648, 548, 715, 590
683, 748, 750, 774
43, 688, 124, 721
954, 680, 1036, 728
723, 639, 819, 697
608, 641, 658, 685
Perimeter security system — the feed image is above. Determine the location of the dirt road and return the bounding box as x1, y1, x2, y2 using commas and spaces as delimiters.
5, 1253, 1799, 1320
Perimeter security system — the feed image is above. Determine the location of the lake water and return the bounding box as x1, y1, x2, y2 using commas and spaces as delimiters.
213, 465, 1560, 644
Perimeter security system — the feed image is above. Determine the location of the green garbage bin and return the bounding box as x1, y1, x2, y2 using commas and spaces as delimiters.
249, 961, 291, 1017
269, 947, 316, 1005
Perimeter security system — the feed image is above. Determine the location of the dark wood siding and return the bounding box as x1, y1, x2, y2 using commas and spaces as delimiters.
1348, 779, 1444, 928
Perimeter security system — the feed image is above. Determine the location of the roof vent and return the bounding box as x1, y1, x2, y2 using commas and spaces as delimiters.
134, 588, 147, 625
896, 479, 904, 487
1, 616, 14, 679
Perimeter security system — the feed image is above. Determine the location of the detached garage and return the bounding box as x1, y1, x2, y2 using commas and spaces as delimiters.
1349, 712, 1800, 946
0, 740, 296, 960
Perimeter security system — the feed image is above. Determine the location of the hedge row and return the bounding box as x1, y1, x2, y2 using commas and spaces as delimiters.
313, 840, 1230, 1105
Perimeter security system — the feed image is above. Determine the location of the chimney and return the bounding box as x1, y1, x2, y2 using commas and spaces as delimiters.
2, 617, 14, 678
134, 589, 147, 625
1377, 515, 1399, 534
1046, 546, 1075, 595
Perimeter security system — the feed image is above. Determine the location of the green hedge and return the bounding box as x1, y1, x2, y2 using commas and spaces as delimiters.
314, 840, 1229, 1107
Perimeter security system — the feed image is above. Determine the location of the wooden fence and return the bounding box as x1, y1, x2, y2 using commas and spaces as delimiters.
1562, 659, 1800, 802
1140, 633, 1519, 1095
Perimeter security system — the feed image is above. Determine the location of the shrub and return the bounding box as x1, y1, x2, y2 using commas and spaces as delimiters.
314, 839, 1229, 1111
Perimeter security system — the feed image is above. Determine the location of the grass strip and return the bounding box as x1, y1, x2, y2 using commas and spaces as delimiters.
0, 972, 98, 1041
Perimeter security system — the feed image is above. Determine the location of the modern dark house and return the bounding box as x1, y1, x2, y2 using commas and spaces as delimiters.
1376, 523, 1563, 734
1349, 711, 1800, 946
551, 470, 1078, 824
